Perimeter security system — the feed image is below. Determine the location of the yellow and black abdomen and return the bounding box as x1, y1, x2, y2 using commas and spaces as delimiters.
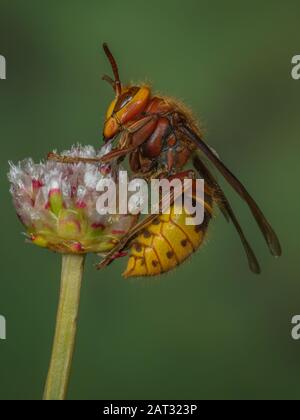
123, 197, 213, 278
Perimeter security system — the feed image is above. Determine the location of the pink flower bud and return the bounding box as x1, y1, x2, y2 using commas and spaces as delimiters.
8, 145, 136, 255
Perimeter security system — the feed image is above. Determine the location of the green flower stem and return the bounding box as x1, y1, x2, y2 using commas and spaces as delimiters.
43, 254, 86, 400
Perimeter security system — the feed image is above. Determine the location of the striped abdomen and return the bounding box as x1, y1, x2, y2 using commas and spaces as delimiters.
123, 196, 213, 278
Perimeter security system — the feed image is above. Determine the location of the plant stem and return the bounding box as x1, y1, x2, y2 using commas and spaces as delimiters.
43, 254, 85, 400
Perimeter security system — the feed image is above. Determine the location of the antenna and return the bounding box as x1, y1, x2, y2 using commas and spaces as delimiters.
102, 43, 122, 96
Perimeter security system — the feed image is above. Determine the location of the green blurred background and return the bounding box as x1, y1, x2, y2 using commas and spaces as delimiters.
0, 0, 299, 400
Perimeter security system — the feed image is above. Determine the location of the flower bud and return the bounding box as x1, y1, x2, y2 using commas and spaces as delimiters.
8, 145, 136, 255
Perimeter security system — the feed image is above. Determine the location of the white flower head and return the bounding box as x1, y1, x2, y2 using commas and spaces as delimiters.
8, 145, 135, 254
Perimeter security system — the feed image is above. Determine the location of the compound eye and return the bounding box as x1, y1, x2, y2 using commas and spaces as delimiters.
114, 87, 140, 112
106, 98, 117, 120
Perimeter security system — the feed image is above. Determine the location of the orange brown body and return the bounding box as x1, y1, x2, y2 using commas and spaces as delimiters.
49, 43, 282, 277
103, 88, 198, 177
